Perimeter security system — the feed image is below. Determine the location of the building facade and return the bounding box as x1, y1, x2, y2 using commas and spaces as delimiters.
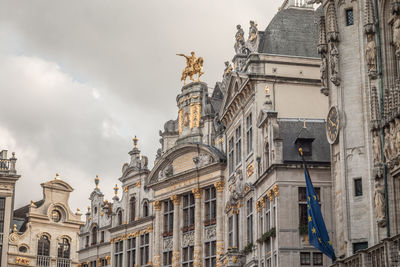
0, 149, 20, 266
313, 0, 400, 263
9, 175, 84, 267
78, 2, 335, 267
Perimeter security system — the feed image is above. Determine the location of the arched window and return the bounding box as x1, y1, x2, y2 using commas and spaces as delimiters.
143, 202, 149, 217
37, 235, 50, 256
130, 197, 136, 222
57, 238, 70, 259
117, 210, 123, 225
91, 226, 97, 245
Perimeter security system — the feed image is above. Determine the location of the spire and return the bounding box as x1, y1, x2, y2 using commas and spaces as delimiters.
318, 16, 327, 54
364, 0, 375, 33
113, 184, 119, 201
54, 173, 60, 180
326, 2, 339, 42
94, 175, 100, 189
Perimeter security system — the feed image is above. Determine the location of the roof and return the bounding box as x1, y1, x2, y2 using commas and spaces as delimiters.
259, 7, 323, 58
279, 119, 330, 163
13, 199, 44, 219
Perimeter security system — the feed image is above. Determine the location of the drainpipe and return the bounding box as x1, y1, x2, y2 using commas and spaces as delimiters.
373, 0, 390, 237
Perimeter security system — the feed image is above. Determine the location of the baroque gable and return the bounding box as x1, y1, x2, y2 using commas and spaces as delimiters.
147, 144, 225, 186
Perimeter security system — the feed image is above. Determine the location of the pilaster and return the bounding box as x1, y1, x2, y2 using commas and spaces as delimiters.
171, 195, 181, 267
192, 188, 202, 267
214, 181, 225, 266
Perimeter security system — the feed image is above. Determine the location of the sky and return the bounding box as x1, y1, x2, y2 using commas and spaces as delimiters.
0, 0, 281, 211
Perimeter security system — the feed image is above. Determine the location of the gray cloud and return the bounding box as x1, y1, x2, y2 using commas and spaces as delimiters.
0, 0, 280, 210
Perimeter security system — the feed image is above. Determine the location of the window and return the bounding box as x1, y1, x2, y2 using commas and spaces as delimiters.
300, 252, 311, 265
163, 200, 174, 236
235, 126, 242, 165
183, 193, 195, 232
346, 9, 354, 26
299, 141, 313, 157
37, 235, 50, 256
313, 252, 323, 265
101, 231, 105, 243
229, 137, 234, 174
90, 261, 97, 267
91, 226, 97, 245
143, 202, 149, 217
228, 216, 233, 248
246, 113, 253, 154
127, 237, 136, 267
140, 234, 149, 266
85, 236, 89, 248
37, 235, 50, 267
204, 187, 216, 225
182, 245, 194, 267
353, 242, 368, 254
354, 178, 363, 196
57, 238, 70, 259
247, 198, 253, 243
19, 246, 28, 253
204, 241, 216, 267
163, 251, 172, 267
117, 210, 123, 226
299, 187, 320, 233
114, 241, 123, 267
265, 197, 271, 231
100, 258, 108, 266
130, 197, 136, 222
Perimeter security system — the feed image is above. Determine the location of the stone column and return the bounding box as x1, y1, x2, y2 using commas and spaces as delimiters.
171, 195, 181, 267
192, 188, 202, 267
153, 201, 162, 267
214, 181, 225, 267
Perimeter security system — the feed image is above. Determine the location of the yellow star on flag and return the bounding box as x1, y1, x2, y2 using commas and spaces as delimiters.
312, 227, 316, 234
308, 215, 312, 222
313, 195, 317, 200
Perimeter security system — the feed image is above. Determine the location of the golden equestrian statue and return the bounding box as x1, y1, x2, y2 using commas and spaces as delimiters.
176, 51, 204, 85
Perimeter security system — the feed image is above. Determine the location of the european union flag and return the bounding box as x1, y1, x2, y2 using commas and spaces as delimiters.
300, 149, 336, 262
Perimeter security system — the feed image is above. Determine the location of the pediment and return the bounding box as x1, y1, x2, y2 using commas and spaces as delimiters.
41, 179, 74, 192
220, 74, 245, 114
147, 144, 225, 185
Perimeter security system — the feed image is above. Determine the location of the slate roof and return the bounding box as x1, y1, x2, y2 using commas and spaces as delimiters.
259, 6, 323, 58
279, 119, 330, 163
13, 199, 45, 233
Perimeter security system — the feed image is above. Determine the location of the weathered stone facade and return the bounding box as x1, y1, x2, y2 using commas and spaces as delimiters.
314, 0, 400, 264
78, 2, 335, 267
9, 175, 84, 267
0, 150, 20, 266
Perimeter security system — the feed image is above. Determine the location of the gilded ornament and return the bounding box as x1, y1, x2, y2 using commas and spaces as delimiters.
272, 184, 279, 197
136, 181, 141, 188
256, 201, 261, 212
246, 162, 255, 177
124, 186, 128, 192
170, 195, 181, 205
106, 256, 111, 265
15, 257, 30, 265
192, 188, 202, 198
153, 200, 162, 211
233, 256, 239, 263
214, 181, 225, 192
190, 103, 202, 128
260, 197, 266, 208
113, 184, 119, 196
177, 52, 204, 85
267, 189, 274, 201
95, 175, 100, 189
179, 109, 183, 133
30, 200, 36, 208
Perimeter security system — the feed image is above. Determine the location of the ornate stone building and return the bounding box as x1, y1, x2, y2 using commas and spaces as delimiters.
312, 0, 400, 263
78, 1, 335, 267
0, 149, 20, 266
9, 174, 84, 266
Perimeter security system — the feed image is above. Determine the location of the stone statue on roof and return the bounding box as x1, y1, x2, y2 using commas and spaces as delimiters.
234, 25, 246, 54
246, 20, 260, 53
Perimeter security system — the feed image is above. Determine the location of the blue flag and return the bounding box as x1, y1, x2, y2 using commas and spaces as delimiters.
304, 169, 336, 262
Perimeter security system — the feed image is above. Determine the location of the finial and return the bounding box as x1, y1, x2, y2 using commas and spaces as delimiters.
30, 200, 37, 208
303, 119, 306, 128
133, 136, 138, 148
54, 173, 60, 180
114, 184, 119, 196
87, 206, 91, 212
95, 175, 100, 189
299, 147, 304, 156
76, 208, 82, 216
13, 224, 17, 233
11, 152, 15, 158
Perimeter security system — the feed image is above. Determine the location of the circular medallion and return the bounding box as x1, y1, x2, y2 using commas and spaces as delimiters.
326, 106, 340, 144
51, 210, 62, 222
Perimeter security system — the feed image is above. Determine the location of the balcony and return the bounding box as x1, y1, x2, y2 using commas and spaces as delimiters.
0, 150, 17, 174
57, 258, 71, 267
331, 234, 400, 267
37, 255, 51, 267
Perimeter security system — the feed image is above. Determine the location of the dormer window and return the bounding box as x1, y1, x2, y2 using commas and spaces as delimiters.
295, 124, 314, 157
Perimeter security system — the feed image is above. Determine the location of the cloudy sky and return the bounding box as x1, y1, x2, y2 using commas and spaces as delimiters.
0, 0, 281, 211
